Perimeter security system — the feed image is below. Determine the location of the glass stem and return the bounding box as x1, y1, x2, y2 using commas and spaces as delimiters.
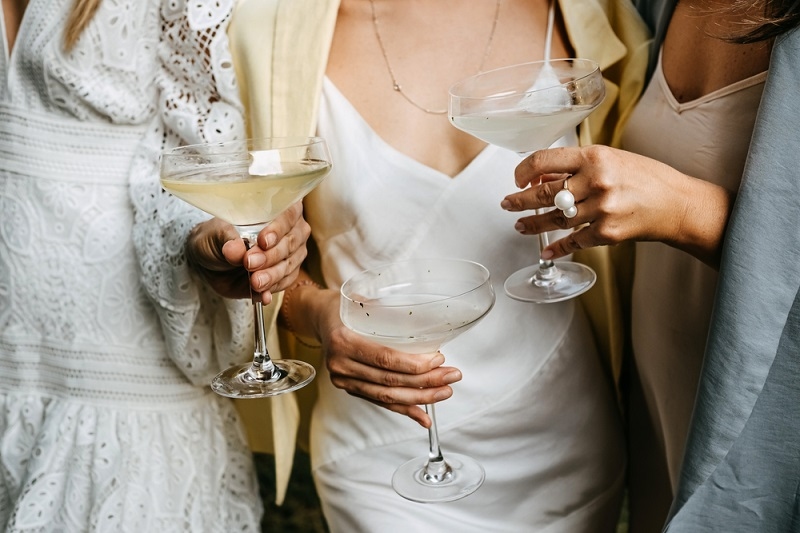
515, 160, 558, 281
421, 403, 453, 484
536, 207, 554, 265
251, 300, 280, 378
243, 236, 282, 382
535, 207, 560, 281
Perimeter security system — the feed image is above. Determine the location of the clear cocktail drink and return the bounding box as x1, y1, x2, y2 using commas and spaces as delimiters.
340, 258, 495, 503
449, 58, 605, 303
450, 105, 594, 154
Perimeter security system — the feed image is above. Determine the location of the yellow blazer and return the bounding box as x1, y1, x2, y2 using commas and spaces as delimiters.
227, 0, 651, 504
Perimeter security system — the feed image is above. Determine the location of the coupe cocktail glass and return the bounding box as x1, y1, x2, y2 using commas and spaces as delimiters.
160, 137, 331, 398
340, 258, 495, 503
449, 58, 605, 303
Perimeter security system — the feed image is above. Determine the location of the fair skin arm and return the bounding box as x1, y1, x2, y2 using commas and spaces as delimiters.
186, 201, 311, 305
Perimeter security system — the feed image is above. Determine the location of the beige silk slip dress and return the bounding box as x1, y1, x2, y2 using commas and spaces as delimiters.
621, 48, 766, 501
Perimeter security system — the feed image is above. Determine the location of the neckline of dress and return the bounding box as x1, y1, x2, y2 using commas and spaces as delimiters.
656, 47, 768, 113
321, 76, 497, 182
1, 0, 32, 77
0, 4, 9, 66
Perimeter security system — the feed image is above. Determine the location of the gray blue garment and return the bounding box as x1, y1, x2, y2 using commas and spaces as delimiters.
634, 1, 800, 530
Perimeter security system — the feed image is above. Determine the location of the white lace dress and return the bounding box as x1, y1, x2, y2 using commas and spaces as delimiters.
0, 1, 261, 531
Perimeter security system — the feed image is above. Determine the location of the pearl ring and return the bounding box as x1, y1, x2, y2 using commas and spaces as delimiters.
554, 178, 578, 219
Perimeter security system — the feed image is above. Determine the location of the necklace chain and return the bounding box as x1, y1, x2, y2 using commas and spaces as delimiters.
370, 0, 502, 115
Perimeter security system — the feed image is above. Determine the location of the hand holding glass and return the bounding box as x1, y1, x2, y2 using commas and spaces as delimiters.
160, 137, 331, 398
340, 258, 495, 503
449, 58, 605, 303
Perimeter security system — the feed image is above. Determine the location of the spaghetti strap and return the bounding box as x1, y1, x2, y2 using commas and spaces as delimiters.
544, 0, 556, 62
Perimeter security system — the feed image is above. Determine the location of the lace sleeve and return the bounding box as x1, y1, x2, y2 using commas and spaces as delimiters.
129, 0, 252, 386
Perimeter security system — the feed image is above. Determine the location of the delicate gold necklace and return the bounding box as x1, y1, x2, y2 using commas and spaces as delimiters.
369, 0, 502, 115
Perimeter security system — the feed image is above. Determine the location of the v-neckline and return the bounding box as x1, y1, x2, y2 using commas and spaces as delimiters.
1, 0, 31, 71
656, 48, 768, 114
322, 76, 497, 183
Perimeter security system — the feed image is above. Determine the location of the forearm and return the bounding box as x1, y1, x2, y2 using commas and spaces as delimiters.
669, 176, 735, 270
279, 271, 338, 342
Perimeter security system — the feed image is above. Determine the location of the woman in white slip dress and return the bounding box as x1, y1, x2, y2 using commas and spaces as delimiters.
0, 1, 309, 530
503, 1, 775, 530
270, 0, 648, 531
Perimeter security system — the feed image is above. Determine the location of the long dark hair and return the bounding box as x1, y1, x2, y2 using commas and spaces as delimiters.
725, 0, 800, 43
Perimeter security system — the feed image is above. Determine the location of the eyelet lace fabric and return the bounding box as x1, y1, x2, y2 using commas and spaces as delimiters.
0, 0, 261, 530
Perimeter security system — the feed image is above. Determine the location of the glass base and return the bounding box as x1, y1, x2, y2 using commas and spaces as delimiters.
391, 452, 485, 503
504, 261, 596, 303
211, 359, 315, 398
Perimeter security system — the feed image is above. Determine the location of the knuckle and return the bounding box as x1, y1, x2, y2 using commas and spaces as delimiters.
275, 270, 300, 292
381, 370, 400, 387
289, 201, 304, 220
325, 356, 345, 376
329, 375, 347, 390
290, 246, 309, 269
505, 195, 524, 210
552, 212, 570, 229
583, 147, 616, 190
324, 341, 349, 374
562, 233, 583, 252
285, 230, 298, 252
283, 257, 297, 277
582, 144, 606, 165
410, 358, 431, 375
298, 217, 312, 239
592, 223, 620, 244
593, 173, 614, 192
535, 185, 553, 206
529, 149, 548, 168
375, 390, 395, 405
374, 348, 394, 369
424, 373, 444, 387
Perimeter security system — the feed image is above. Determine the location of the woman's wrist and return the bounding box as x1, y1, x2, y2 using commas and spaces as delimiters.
672, 176, 734, 269
280, 279, 320, 334
278, 277, 339, 347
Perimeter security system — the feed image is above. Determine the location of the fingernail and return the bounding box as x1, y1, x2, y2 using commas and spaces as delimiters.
434, 389, 452, 401
500, 199, 512, 210
540, 249, 554, 260
514, 221, 525, 232
264, 232, 278, 248
246, 254, 266, 270
431, 353, 445, 366
443, 370, 462, 384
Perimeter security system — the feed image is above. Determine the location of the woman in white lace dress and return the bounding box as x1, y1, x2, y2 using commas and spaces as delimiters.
0, 1, 309, 530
